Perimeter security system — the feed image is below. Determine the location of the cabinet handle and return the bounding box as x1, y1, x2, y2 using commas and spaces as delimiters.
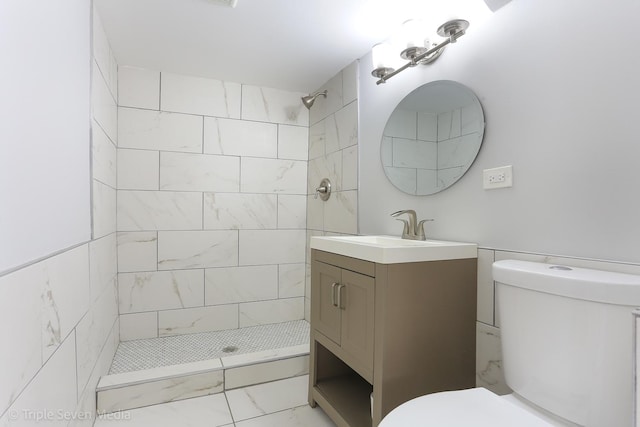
337, 284, 345, 310
331, 282, 339, 307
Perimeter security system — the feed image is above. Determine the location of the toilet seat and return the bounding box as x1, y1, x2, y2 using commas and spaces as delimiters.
378, 388, 553, 427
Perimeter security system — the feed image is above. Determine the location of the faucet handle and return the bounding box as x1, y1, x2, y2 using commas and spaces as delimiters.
415, 219, 434, 240
394, 218, 410, 239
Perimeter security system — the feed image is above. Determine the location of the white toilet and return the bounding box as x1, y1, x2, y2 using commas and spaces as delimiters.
379, 259, 640, 427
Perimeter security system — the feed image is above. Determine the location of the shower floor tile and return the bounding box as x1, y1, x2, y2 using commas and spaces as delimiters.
109, 320, 310, 374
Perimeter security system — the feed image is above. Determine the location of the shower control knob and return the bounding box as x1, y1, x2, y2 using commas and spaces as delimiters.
315, 178, 331, 201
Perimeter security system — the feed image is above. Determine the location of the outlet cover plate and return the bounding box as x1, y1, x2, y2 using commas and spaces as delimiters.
483, 165, 513, 189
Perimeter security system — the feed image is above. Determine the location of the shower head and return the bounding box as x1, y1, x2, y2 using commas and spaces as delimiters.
301, 90, 327, 109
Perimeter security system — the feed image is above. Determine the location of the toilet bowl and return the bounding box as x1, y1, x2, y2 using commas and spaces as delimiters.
379, 260, 640, 427
378, 388, 569, 427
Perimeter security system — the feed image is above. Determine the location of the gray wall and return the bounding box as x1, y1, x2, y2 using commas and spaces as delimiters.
358, 0, 640, 264
0, 0, 91, 273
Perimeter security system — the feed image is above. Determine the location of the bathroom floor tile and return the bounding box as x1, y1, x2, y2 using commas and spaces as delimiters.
94, 393, 233, 427
234, 405, 336, 427
226, 375, 310, 421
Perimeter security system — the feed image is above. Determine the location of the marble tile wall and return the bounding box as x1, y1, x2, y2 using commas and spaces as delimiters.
116, 67, 309, 340
0, 8, 119, 426
304, 61, 360, 321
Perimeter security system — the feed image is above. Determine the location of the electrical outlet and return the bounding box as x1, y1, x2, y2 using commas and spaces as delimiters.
488, 172, 505, 183
483, 165, 512, 189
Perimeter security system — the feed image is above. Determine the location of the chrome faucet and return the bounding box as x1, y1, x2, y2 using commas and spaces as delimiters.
390, 210, 432, 241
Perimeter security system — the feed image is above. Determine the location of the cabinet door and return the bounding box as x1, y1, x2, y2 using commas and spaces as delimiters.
311, 261, 342, 345
340, 270, 375, 371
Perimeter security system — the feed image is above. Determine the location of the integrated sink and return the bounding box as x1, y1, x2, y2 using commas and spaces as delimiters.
310, 235, 477, 264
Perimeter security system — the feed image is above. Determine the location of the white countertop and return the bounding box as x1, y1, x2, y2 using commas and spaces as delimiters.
310, 235, 477, 264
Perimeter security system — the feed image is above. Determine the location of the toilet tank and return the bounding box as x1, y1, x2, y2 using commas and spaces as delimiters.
493, 260, 640, 427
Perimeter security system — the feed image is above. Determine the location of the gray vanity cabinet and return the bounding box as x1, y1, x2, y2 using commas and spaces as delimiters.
311, 253, 375, 379
309, 249, 477, 427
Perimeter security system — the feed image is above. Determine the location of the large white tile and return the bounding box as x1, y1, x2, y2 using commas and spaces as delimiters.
438, 109, 462, 140
92, 123, 116, 187
117, 149, 159, 190
76, 281, 118, 397
323, 114, 340, 155
97, 371, 225, 414
158, 305, 239, 336
416, 169, 438, 195
278, 125, 308, 161
117, 231, 158, 273
224, 356, 309, 391
0, 264, 43, 415
241, 85, 308, 126
306, 195, 324, 231
308, 151, 342, 194
342, 145, 358, 191
241, 158, 307, 194
438, 134, 482, 169
93, 9, 115, 98
120, 312, 158, 341
93, 180, 117, 238
334, 101, 358, 150
98, 359, 223, 389
73, 320, 119, 427
157, 231, 238, 270
277, 195, 306, 229
92, 61, 118, 143
477, 249, 495, 325
234, 404, 335, 427
279, 264, 306, 298
89, 233, 117, 302
417, 112, 438, 142
323, 191, 357, 235
239, 298, 304, 327
342, 61, 358, 105
117, 191, 202, 231
392, 138, 437, 169
118, 107, 203, 153
204, 193, 277, 230
118, 66, 160, 110
160, 152, 240, 192
204, 117, 277, 158
221, 344, 309, 370
309, 72, 343, 125
2, 334, 78, 427
205, 265, 278, 305
41, 245, 91, 359
308, 120, 326, 160
161, 72, 241, 118
239, 230, 306, 265
384, 108, 417, 139
226, 375, 309, 421
94, 393, 232, 427
476, 322, 511, 395
118, 270, 205, 313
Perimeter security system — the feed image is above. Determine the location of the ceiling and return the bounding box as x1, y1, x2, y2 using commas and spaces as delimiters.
94, 0, 493, 93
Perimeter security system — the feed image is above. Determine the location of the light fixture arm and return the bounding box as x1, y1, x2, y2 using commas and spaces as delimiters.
375, 19, 469, 85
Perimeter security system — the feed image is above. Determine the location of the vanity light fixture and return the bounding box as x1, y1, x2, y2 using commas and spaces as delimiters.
371, 18, 469, 85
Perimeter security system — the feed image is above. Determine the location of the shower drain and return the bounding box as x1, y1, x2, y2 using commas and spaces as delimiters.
221, 345, 238, 353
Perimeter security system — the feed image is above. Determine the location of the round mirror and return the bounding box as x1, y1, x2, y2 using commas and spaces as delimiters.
381, 80, 485, 195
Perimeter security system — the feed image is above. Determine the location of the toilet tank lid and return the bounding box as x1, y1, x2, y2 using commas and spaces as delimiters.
493, 260, 640, 306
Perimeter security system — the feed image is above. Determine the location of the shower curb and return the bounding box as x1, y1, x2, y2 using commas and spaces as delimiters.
96, 344, 309, 414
